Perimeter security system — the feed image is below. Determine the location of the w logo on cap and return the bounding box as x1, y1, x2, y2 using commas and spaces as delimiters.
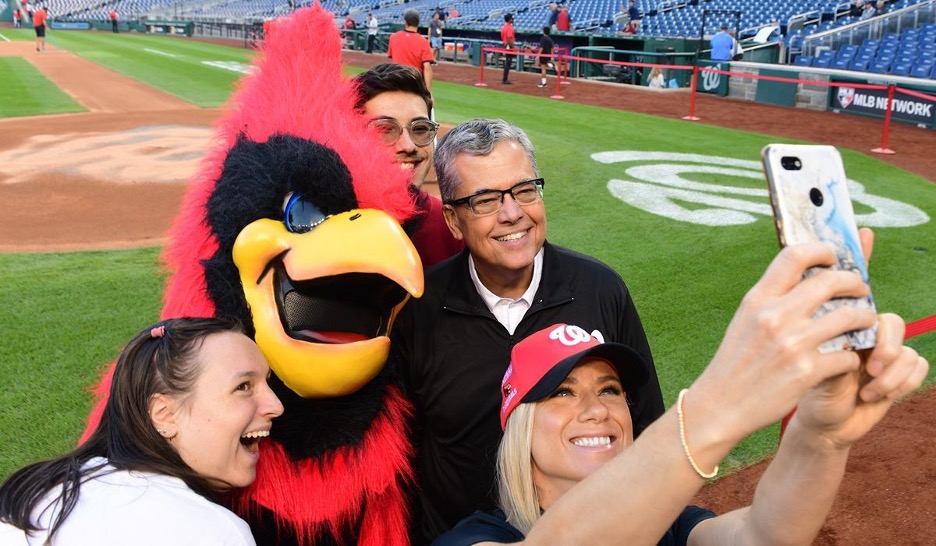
548, 324, 602, 346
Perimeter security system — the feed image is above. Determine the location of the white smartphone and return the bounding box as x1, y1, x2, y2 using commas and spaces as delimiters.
761, 144, 877, 352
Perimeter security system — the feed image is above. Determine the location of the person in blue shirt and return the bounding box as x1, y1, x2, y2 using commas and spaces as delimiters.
710, 25, 734, 61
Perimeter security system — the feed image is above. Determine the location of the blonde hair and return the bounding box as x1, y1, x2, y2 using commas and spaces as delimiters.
650, 67, 663, 78
496, 403, 540, 534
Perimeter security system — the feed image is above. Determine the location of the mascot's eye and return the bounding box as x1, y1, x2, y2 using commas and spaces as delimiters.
283, 193, 330, 234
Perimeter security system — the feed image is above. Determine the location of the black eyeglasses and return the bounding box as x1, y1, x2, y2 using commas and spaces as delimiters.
367, 118, 439, 147
444, 178, 545, 216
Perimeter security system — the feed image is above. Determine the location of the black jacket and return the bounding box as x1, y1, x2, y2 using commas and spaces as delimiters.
393, 241, 665, 544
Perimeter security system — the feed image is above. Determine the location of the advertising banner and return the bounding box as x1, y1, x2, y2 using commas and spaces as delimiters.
145, 21, 193, 37
830, 80, 936, 128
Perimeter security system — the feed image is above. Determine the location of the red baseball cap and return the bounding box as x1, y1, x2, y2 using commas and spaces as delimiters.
500, 324, 650, 429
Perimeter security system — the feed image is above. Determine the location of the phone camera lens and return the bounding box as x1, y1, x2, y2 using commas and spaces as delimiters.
809, 188, 824, 206
780, 156, 803, 171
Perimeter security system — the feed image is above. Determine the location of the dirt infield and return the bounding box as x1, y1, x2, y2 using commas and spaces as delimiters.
1, 40, 933, 544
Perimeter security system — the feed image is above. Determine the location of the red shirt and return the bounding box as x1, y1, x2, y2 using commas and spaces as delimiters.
557, 10, 570, 31
410, 193, 464, 269
500, 22, 515, 47
387, 30, 435, 73
33, 8, 47, 26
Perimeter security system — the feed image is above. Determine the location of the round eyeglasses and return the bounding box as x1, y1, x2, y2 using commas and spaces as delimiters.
444, 178, 545, 216
367, 118, 439, 147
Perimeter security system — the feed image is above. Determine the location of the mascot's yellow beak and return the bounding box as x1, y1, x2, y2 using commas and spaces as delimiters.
233, 209, 424, 398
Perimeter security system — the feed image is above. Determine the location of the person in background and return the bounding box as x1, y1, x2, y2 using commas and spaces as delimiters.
647, 66, 665, 88
850, 0, 865, 17
109, 8, 118, 33
32, 3, 47, 53
434, 239, 928, 545
393, 118, 665, 544
709, 25, 733, 61
500, 13, 517, 85
352, 63, 463, 268
13, 8, 22, 28
556, 4, 571, 31
0, 318, 284, 545
627, 0, 642, 24
366, 13, 378, 54
536, 26, 554, 88
344, 14, 356, 29
546, 3, 559, 30
388, 9, 436, 92
874, 0, 887, 16
428, 11, 444, 61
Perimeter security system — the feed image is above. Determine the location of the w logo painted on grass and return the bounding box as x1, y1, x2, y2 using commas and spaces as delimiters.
591, 151, 929, 228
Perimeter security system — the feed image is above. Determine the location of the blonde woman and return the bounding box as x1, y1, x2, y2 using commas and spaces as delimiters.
434, 236, 927, 546
648, 66, 665, 88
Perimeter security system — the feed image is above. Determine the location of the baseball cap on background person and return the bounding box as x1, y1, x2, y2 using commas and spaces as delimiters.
499, 323, 651, 429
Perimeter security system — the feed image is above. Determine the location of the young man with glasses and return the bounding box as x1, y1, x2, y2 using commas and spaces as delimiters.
393, 118, 664, 544
352, 63, 462, 268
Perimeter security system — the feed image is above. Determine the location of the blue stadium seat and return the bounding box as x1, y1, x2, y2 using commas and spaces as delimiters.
910, 63, 933, 78
814, 56, 833, 68
794, 55, 813, 67
869, 61, 890, 74
891, 63, 912, 77
849, 58, 870, 72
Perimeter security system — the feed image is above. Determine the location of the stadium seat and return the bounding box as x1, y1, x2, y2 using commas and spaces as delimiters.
794, 55, 813, 67
869, 61, 890, 74
891, 63, 912, 77
849, 58, 870, 72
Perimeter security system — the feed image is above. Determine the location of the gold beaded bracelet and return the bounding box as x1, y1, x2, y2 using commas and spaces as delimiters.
676, 389, 719, 480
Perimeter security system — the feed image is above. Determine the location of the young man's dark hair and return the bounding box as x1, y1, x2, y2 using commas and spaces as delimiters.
352, 62, 433, 113
504, 13, 513, 22
404, 9, 420, 27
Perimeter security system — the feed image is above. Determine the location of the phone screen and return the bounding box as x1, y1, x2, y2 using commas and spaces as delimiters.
762, 144, 877, 352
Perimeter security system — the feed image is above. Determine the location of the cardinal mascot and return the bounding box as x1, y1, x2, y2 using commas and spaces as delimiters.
81, 5, 425, 545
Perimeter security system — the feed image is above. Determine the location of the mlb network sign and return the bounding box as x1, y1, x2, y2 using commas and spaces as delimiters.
830, 82, 936, 127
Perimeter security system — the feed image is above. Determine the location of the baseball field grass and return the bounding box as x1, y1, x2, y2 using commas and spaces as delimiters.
0, 56, 84, 116
1, 30, 933, 481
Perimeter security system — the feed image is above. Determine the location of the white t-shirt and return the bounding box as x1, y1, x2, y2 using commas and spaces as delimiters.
367, 17, 378, 36
0, 458, 254, 545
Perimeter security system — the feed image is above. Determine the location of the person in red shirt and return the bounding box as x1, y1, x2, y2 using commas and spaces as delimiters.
32, 5, 47, 52
556, 5, 571, 31
109, 9, 119, 33
500, 13, 516, 84
353, 64, 463, 268
387, 10, 435, 92
13, 9, 22, 28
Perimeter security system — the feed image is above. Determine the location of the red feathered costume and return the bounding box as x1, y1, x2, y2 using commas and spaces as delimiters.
82, 5, 424, 545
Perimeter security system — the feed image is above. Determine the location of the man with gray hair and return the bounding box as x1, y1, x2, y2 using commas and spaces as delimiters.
393, 118, 664, 543
388, 9, 436, 91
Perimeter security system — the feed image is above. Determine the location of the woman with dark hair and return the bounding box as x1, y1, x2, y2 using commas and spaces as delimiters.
0, 317, 284, 545
434, 238, 928, 546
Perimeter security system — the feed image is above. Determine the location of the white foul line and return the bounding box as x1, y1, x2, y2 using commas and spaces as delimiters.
144, 48, 177, 57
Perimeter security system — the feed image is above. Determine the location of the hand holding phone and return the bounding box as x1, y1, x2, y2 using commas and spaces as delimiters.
761, 144, 877, 352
